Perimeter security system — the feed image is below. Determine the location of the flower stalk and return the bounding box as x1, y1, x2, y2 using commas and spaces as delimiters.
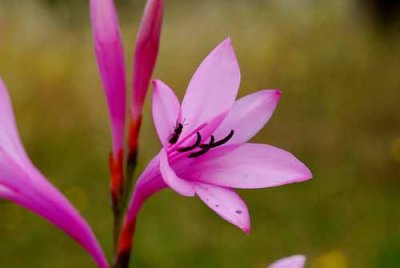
126, 0, 164, 197
90, 0, 163, 261
109, 150, 124, 249
115, 217, 137, 268
125, 115, 142, 204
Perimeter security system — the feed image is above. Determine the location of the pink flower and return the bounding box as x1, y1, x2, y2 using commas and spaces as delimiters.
89, 0, 163, 156
268, 255, 306, 268
0, 79, 108, 268
90, 0, 127, 202
90, 0, 163, 200
90, 0, 126, 156
129, 0, 164, 166
122, 38, 312, 235
131, 0, 164, 120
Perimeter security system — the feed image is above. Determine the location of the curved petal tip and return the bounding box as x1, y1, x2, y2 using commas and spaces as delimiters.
194, 183, 250, 233
274, 89, 282, 97
268, 255, 306, 268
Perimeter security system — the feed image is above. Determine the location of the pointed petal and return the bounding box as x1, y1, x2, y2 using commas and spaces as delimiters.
194, 182, 250, 233
152, 80, 181, 146
0, 80, 108, 268
213, 90, 281, 145
0, 78, 31, 166
159, 149, 195, 197
187, 143, 312, 189
131, 0, 164, 119
181, 38, 240, 136
268, 255, 306, 268
90, 0, 126, 154
0, 155, 108, 268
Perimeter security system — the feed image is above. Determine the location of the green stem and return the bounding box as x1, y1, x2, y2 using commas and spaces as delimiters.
112, 205, 122, 252
120, 148, 138, 211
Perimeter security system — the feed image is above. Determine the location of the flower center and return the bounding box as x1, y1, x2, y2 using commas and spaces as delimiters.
168, 123, 234, 158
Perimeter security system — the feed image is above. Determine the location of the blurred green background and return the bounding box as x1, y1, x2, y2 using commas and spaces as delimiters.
1, 0, 400, 267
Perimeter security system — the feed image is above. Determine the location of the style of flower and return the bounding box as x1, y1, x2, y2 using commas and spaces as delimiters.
0, 79, 108, 268
116, 38, 312, 264
268, 255, 306, 268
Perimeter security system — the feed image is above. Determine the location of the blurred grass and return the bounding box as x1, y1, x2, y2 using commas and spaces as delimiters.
0, 0, 400, 267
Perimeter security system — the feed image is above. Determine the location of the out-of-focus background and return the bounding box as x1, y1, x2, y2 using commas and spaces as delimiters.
0, 0, 399, 267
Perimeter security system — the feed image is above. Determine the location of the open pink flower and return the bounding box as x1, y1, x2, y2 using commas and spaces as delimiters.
268, 255, 306, 268
0, 79, 108, 268
122, 38, 312, 234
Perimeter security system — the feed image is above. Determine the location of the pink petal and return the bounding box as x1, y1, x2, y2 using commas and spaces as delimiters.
0, 79, 31, 166
193, 182, 250, 233
0, 80, 108, 268
213, 90, 281, 145
268, 255, 306, 268
159, 149, 195, 197
186, 143, 312, 189
0, 184, 13, 198
90, 0, 126, 154
181, 38, 240, 136
131, 0, 164, 120
152, 80, 181, 146
197, 109, 230, 145
0, 155, 108, 268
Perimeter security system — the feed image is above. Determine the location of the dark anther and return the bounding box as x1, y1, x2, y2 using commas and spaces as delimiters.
199, 136, 214, 149
209, 129, 234, 148
188, 136, 215, 158
177, 132, 202, 152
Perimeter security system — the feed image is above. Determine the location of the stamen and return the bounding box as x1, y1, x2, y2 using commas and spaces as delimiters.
209, 129, 234, 148
199, 135, 214, 149
177, 132, 202, 152
188, 136, 215, 158
167, 123, 208, 154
